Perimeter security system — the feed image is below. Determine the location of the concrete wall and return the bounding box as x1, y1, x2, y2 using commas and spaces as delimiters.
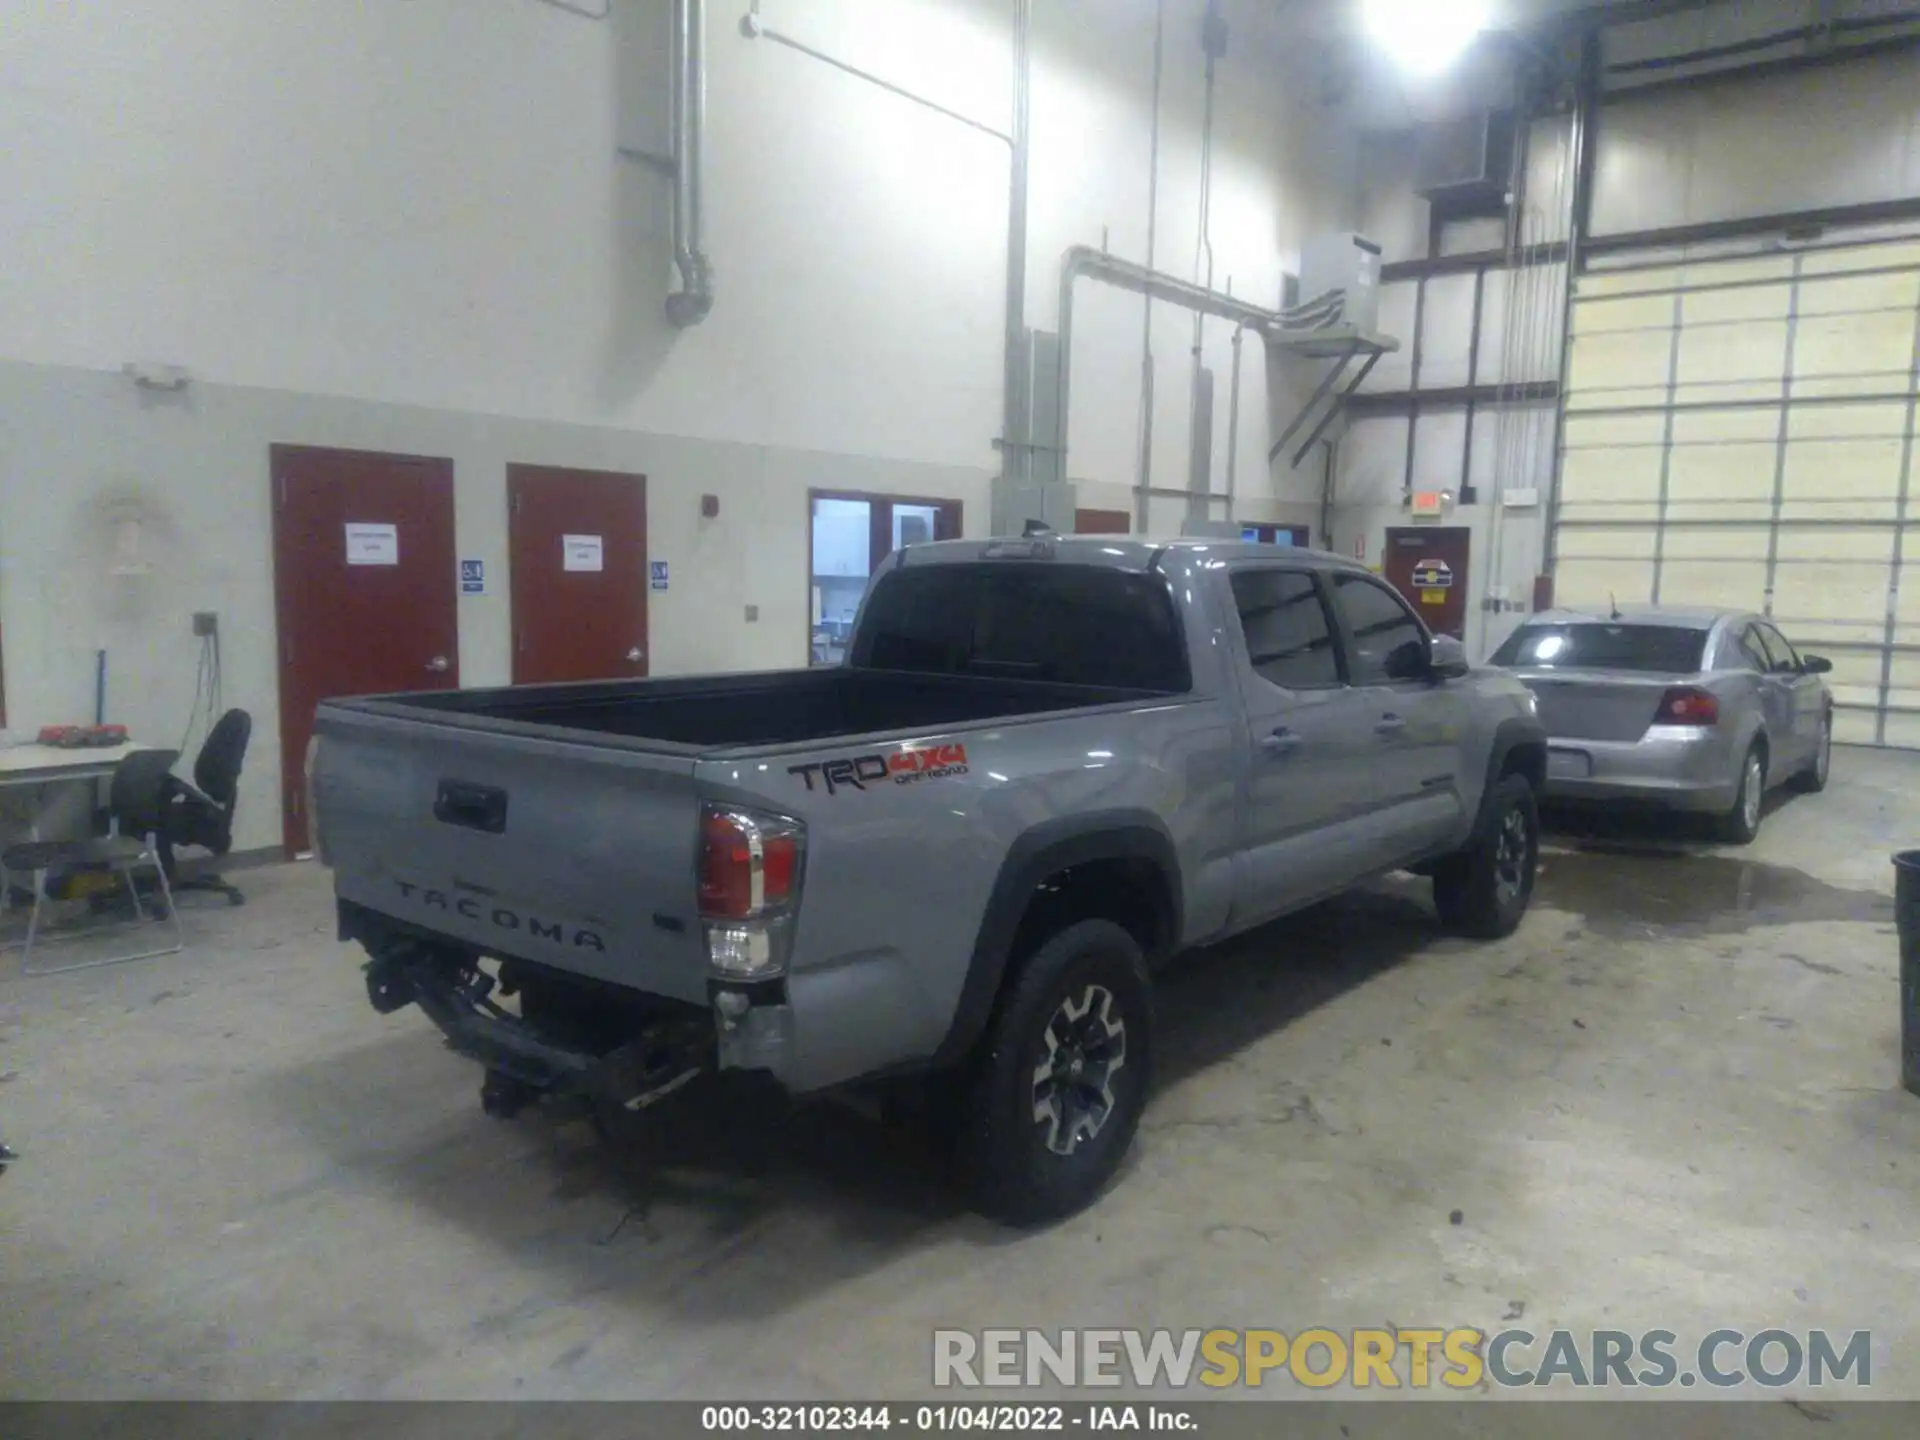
0, 0, 1354, 850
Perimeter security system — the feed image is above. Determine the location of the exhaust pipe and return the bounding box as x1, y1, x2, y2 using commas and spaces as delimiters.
667, 0, 714, 327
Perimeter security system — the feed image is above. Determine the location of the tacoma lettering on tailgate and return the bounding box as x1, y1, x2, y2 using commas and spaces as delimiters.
392, 880, 607, 951
790, 743, 969, 796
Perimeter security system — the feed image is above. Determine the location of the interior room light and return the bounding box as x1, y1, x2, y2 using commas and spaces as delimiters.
1361, 0, 1491, 76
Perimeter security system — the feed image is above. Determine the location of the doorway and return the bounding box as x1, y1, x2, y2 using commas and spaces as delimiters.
1074, 508, 1130, 535
1384, 526, 1471, 640
808, 490, 961, 665
508, 465, 649, 686
271, 445, 459, 856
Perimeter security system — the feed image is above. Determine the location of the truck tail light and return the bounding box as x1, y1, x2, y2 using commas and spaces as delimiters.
1654, 686, 1719, 727
698, 806, 805, 978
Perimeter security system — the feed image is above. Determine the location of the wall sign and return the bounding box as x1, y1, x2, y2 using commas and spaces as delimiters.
1411, 559, 1453, 589
562, 534, 604, 572
650, 560, 670, 591
460, 559, 485, 595
345, 522, 398, 566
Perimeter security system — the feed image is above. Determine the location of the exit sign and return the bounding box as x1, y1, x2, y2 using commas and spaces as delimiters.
1410, 491, 1445, 517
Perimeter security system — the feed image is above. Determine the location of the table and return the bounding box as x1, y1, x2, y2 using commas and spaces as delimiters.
0, 742, 150, 791
1, 741, 174, 973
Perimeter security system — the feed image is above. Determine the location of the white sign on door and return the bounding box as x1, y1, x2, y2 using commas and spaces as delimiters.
562, 534, 604, 572
345, 522, 399, 566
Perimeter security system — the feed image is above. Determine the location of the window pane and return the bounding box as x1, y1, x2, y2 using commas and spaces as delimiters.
1758, 624, 1799, 671
854, 564, 1190, 692
1736, 626, 1770, 672
1230, 570, 1340, 689
1333, 574, 1427, 683
1490, 622, 1710, 674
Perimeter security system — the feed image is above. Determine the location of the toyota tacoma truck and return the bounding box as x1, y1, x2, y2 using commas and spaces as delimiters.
309, 536, 1545, 1223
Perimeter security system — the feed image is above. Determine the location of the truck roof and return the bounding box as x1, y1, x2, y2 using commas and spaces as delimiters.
894, 534, 1370, 573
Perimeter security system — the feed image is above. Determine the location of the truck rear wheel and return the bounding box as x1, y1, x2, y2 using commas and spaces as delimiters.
958, 919, 1153, 1226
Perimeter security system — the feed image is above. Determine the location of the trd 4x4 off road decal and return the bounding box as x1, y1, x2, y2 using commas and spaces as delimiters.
790, 743, 969, 795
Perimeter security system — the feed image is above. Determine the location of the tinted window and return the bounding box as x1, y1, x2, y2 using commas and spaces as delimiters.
852, 563, 1190, 692
1489, 623, 1707, 674
1735, 625, 1770, 672
1230, 569, 1341, 690
1332, 574, 1428, 683
1756, 624, 1800, 672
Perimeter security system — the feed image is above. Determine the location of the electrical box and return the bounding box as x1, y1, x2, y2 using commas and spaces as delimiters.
1298, 233, 1382, 333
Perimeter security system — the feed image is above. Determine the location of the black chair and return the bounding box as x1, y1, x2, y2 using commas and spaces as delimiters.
2, 748, 185, 975
161, 708, 252, 906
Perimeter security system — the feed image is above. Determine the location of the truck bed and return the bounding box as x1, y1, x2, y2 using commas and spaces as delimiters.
342, 666, 1164, 753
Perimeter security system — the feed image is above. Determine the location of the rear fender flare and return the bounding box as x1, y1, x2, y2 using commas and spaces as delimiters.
929, 810, 1181, 1068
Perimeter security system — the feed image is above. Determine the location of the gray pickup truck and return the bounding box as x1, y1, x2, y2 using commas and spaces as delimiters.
309, 536, 1546, 1222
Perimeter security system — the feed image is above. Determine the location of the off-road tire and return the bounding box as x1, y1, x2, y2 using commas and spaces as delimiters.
1432, 773, 1539, 939
957, 919, 1153, 1226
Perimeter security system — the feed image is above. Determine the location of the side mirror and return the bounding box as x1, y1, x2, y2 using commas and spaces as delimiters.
1801, 654, 1833, 675
1384, 637, 1430, 681
1430, 634, 1471, 680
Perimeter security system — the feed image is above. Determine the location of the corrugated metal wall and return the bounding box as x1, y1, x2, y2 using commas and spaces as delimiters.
1554, 237, 1920, 745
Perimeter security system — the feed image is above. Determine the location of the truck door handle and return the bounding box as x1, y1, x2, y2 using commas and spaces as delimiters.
1375, 714, 1406, 735
1260, 727, 1303, 755
426, 655, 450, 673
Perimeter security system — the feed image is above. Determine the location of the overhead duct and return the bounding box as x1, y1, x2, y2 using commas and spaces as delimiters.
667, 0, 714, 327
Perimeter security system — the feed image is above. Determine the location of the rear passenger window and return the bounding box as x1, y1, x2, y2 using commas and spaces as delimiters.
1331, 573, 1428, 683
1230, 569, 1341, 690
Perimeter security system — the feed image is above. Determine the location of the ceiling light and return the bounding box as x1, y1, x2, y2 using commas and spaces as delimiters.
1361, 0, 1491, 77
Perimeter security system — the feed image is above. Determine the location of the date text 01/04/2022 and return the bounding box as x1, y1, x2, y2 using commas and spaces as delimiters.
700, 1405, 1197, 1433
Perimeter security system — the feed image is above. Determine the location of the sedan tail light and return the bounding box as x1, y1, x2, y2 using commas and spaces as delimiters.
1654, 686, 1719, 726
698, 806, 805, 978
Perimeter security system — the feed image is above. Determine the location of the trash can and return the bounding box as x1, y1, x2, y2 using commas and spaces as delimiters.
1894, 851, 1920, 1095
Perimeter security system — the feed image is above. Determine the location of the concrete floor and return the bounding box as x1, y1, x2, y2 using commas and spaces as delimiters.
4, 747, 1920, 1419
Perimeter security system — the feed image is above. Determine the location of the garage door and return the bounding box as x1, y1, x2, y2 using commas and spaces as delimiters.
1553, 238, 1920, 746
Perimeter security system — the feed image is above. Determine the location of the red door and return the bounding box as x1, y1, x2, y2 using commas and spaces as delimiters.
1075, 508, 1131, 534
508, 465, 649, 685
1384, 526, 1471, 640
272, 445, 459, 856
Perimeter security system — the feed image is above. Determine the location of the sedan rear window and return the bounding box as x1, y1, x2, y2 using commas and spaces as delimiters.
1489, 623, 1707, 674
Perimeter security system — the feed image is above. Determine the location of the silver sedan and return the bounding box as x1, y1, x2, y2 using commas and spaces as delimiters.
1485, 606, 1834, 843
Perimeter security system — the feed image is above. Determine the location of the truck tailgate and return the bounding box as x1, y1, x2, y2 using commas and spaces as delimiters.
313, 706, 709, 1003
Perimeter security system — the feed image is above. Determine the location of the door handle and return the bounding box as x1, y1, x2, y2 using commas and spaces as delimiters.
627, 646, 644, 663
1375, 713, 1406, 735
426, 655, 450, 673
1260, 727, 1303, 755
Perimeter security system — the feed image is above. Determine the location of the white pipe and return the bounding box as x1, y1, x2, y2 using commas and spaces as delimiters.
667, 0, 714, 327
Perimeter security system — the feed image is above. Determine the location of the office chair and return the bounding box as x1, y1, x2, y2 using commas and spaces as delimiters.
162, 708, 252, 906
2, 747, 185, 975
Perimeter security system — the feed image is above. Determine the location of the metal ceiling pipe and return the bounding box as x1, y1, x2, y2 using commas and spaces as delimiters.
1002, 0, 1033, 487
1056, 245, 1284, 488
667, 0, 714, 327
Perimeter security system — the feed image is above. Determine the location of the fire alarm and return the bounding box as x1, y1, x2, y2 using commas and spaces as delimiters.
700, 493, 720, 519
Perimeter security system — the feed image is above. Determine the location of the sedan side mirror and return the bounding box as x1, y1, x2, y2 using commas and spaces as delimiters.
1430, 634, 1471, 680
1801, 654, 1833, 675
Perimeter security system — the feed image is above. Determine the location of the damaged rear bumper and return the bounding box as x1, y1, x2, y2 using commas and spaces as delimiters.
362, 940, 713, 1116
